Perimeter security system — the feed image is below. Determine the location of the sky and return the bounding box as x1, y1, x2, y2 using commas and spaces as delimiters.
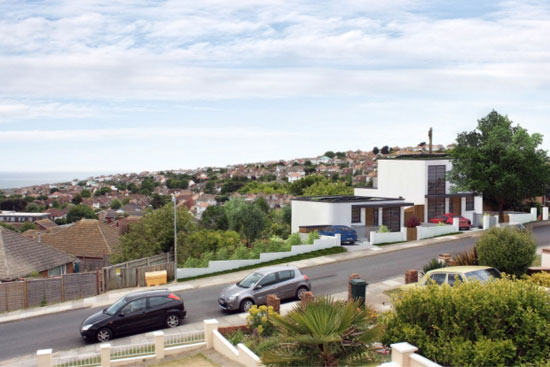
1, 0, 550, 173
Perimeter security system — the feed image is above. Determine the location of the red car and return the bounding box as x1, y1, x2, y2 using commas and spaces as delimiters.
429, 213, 471, 230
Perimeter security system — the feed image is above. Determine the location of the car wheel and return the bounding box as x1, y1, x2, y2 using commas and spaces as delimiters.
240, 299, 254, 312
296, 286, 309, 300
165, 314, 180, 328
96, 328, 112, 343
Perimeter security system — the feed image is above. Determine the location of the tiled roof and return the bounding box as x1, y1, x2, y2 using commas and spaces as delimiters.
35, 218, 58, 230
0, 227, 77, 280
39, 219, 119, 259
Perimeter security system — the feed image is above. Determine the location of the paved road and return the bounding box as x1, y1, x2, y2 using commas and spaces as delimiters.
2, 226, 550, 361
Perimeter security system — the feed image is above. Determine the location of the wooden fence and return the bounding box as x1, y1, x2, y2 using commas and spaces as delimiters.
0, 272, 100, 312
101, 253, 175, 292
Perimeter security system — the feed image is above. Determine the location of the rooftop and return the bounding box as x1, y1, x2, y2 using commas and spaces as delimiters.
379, 153, 450, 160
293, 195, 405, 203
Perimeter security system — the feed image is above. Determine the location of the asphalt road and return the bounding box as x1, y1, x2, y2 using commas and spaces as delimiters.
2, 226, 550, 361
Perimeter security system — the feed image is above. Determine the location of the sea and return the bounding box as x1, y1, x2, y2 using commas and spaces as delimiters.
0, 171, 116, 190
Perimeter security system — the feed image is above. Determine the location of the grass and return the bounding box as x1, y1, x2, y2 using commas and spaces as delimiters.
374, 240, 406, 247
382, 288, 403, 298
426, 232, 463, 239
177, 246, 347, 282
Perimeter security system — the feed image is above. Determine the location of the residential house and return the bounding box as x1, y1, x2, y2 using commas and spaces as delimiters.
34, 218, 58, 231
288, 171, 305, 183
0, 212, 52, 228
39, 219, 119, 271
0, 227, 77, 280
46, 207, 70, 220
355, 154, 483, 224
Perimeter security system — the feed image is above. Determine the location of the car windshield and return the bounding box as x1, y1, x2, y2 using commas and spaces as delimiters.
105, 297, 127, 316
465, 268, 501, 282
237, 272, 263, 288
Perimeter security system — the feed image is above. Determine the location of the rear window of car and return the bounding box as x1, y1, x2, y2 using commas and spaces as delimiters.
149, 296, 172, 308
278, 270, 295, 282
465, 268, 501, 281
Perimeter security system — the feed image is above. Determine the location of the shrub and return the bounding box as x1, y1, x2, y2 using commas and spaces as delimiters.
226, 329, 245, 345
476, 227, 536, 277
306, 230, 320, 244
525, 272, 550, 288
378, 225, 390, 233
422, 258, 447, 276
452, 247, 478, 266
405, 216, 421, 228
285, 233, 302, 246
382, 278, 550, 366
437, 221, 445, 226
247, 305, 277, 337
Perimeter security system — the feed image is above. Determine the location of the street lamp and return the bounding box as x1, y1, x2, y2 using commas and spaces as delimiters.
172, 195, 177, 282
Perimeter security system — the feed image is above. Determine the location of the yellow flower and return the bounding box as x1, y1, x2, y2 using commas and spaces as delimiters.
268, 306, 274, 312
261, 316, 267, 324
257, 325, 264, 335
259, 305, 267, 312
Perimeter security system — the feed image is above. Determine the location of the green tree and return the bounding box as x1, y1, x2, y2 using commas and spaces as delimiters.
50, 188, 59, 194
51, 199, 60, 208
225, 198, 266, 244
288, 175, 325, 196
0, 198, 27, 211
122, 197, 130, 205
66, 205, 97, 223
151, 193, 169, 209
254, 197, 269, 213
476, 227, 536, 277
110, 199, 122, 210
302, 179, 353, 196
448, 111, 550, 220
94, 187, 112, 197
262, 296, 381, 366
324, 151, 335, 158
166, 179, 189, 189
372, 146, 379, 155
20, 222, 36, 232
25, 202, 40, 212
180, 229, 240, 262
72, 194, 83, 205
111, 203, 196, 263
140, 177, 156, 194
128, 183, 139, 194
80, 189, 91, 198
383, 278, 550, 366
199, 205, 229, 230
204, 180, 217, 194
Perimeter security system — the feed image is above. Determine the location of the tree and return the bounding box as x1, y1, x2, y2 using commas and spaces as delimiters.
254, 197, 269, 213
225, 198, 266, 244
0, 198, 27, 211
383, 278, 550, 366
372, 147, 379, 154
381, 145, 390, 154
302, 179, 354, 196
288, 175, 325, 196
81, 189, 91, 198
20, 222, 36, 232
67, 205, 97, 223
262, 296, 381, 366
111, 203, 196, 263
110, 199, 122, 210
199, 205, 229, 230
50, 188, 59, 194
324, 151, 335, 158
448, 111, 550, 220
25, 202, 40, 212
128, 183, 139, 194
94, 187, 112, 197
51, 199, 60, 208
335, 151, 346, 159
476, 227, 536, 277
72, 194, 83, 205
204, 180, 217, 194
151, 193, 169, 209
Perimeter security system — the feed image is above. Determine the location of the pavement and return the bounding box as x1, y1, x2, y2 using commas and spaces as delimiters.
0, 229, 489, 325
0, 274, 403, 367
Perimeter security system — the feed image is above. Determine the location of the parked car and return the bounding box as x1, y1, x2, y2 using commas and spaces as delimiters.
218, 265, 311, 312
428, 213, 471, 230
401, 266, 501, 290
80, 289, 186, 342
317, 225, 358, 244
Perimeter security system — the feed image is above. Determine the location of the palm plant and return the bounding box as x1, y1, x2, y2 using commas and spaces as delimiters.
452, 247, 478, 266
261, 295, 382, 367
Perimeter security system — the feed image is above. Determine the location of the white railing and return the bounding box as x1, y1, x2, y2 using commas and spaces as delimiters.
165, 330, 205, 347
378, 342, 441, 367
110, 342, 155, 360
53, 354, 101, 367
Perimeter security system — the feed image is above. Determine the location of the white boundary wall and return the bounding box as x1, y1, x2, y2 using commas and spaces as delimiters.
370, 228, 406, 245
508, 208, 537, 224
416, 219, 459, 240
177, 235, 340, 279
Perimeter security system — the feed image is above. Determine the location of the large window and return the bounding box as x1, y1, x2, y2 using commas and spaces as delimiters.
382, 207, 400, 232
428, 165, 446, 195
428, 198, 445, 220
351, 206, 361, 223
466, 196, 474, 211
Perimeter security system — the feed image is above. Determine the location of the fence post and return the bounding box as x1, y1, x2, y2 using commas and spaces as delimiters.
204, 319, 219, 348
390, 342, 418, 367
154, 331, 165, 360
36, 349, 52, 367
24, 279, 28, 308
96, 270, 100, 295
100, 343, 111, 367
61, 274, 65, 302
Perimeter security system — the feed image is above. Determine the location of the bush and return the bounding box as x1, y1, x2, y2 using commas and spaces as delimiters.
476, 227, 536, 277
285, 233, 302, 246
306, 230, 320, 244
405, 216, 421, 228
383, 278, 550, 366
226, 329, 245, 345
525, 272, 550, 288
378, 225, 390, 233
422, 258, 447, 275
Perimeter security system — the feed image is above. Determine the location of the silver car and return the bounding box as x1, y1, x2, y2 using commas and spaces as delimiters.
218, 265, 311, 312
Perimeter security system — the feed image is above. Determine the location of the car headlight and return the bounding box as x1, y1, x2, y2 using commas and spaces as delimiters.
81, 324, 93, 331
227, 296, 236, 302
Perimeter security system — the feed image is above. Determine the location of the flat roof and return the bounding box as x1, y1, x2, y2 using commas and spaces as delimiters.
0, 212, 51, 217
425, 193, 476, 198
292, 195, 406, 203
378, 153, 450, 160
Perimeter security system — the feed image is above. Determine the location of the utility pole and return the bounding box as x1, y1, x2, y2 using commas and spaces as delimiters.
428, 127, 433, 154
172, 195, 177, 282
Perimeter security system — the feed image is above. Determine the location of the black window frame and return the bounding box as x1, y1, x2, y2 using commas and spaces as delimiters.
428, 198, 445, 220
465, 196, 474, 211
351, 206, 361, 223
428, 165, 446, 195
382, 207, 400, 232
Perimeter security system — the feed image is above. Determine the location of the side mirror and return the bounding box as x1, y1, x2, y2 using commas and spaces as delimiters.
254, 284, 263, 291
118, 312, 125, 317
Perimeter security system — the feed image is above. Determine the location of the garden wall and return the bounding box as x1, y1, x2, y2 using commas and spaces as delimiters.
370, 228, 406, 245
416, 220, 459, 240
177, 235, 340, 279
508, 208, 537, 225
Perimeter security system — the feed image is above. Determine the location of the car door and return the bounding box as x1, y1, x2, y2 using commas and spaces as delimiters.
252, 272, 279, 305
446, 273, 464, 287
112, 298, 148, 334
427, 273, 446, 285
276, 270, 296, 300
147, 296, 173, 328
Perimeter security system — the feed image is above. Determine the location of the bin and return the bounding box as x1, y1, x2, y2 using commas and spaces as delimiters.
145, 270, 168, 286
349, 278, 368, 307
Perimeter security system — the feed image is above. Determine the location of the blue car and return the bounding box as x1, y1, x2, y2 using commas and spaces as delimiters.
317, 225, 357, 245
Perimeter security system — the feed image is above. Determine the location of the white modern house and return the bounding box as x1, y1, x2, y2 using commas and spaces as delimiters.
355, 154, 483, 224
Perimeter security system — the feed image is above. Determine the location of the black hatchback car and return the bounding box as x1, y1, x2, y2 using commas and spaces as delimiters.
80, 289, 186, 342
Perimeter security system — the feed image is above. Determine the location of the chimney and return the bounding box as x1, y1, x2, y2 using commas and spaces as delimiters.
428, 127, 433, 154
38, 232, 41, 243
